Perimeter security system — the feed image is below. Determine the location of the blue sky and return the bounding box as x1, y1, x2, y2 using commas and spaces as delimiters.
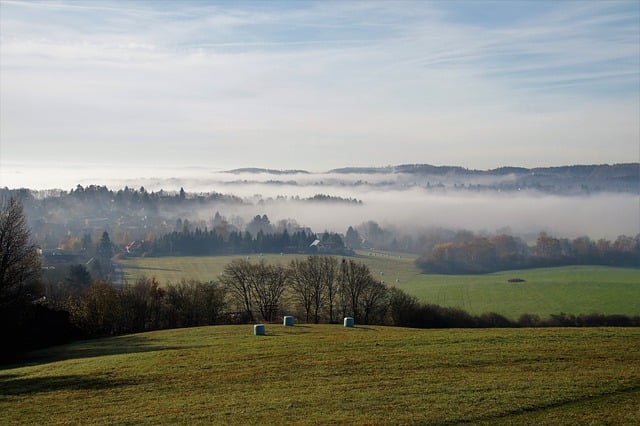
1, 0, 638, 172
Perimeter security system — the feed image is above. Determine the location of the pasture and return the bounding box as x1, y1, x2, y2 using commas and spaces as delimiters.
400, 265, 640, 319
1, 325, 638, 424
119, 253, 640, 319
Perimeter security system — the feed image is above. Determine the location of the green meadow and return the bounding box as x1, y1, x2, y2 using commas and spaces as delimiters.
399, 266, 640, 319
120, 253, 640, 319
1, 325, 638, 425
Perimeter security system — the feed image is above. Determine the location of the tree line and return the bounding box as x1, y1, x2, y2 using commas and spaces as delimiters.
219, 257, 387, 325
416, 232, 640, 274
40, 256, 390, 338
149, 227, 351, 256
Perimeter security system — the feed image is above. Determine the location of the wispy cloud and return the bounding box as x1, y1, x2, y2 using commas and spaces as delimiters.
1, 0, 638, 171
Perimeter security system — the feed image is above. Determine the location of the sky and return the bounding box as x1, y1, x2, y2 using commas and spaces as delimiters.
1, 0, 639, 176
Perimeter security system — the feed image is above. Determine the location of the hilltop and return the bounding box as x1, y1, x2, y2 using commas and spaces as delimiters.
221, 163, 639, 194
328, 162, 639, 194
225, 168, 310, 175
2, 325, 638, 425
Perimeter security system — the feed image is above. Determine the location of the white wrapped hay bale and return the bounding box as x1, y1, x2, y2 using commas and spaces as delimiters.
344, 317, 354, 327
254, 324, 265, 335
283, 316, 294, 326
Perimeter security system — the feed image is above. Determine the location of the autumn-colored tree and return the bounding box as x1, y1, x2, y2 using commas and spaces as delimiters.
68, 280, 122, 336
534, 233, 562, 260
59, 236, 82, 251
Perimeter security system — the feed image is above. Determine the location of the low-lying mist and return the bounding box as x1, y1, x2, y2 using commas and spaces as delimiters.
209, 188, 638, 241
3, 164, 638, 241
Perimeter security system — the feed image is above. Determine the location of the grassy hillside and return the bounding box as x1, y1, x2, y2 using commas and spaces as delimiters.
1, 325, 638, 425
120, 253, 640, 319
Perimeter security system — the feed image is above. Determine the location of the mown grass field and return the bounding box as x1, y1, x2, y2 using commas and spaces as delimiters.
1, 325, 639, 425
119, 252, 640, 319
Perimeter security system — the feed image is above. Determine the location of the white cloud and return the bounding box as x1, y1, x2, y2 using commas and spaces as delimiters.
1, 0, 638, 172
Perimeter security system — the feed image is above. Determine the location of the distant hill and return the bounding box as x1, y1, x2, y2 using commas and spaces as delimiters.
328, 163, 639, 194
223, 163, 638, 194
329, 163, 638, 177
225, 168, 310, 175
327, 166, 394, 174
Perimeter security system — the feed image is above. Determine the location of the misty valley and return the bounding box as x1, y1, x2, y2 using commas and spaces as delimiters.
1, 162, 637, 281
2, 163, 640, 363
2, 1, 639, 423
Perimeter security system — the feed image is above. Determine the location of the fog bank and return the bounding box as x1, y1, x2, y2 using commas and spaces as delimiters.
216, 190, 638, 241
2, 163, 637, 240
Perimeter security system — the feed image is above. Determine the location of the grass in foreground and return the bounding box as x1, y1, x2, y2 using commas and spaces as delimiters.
1, 325, 639, 425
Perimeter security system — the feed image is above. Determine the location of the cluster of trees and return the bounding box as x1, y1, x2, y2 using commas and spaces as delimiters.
417, 232, 640, 274
150, 225, 351, 257
35, 256, 389, 339
306, 194, 362, 204
56, 256, 640, 343
41, 230, 116, 285
0, 186, 362, 257
221, 257, 387, 325
54, 278, 226, 337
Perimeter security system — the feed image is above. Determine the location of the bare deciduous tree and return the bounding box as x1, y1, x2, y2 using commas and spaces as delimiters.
339, 258, 371, 321
0, 198, 41, 306
251, 263, 287, 322
289, 256, 323, 323
220, 259, 256, 322
221, 259, 289, 323
360, 277, 388, 324
289, 256, 339, 323
319, 256, 339, 323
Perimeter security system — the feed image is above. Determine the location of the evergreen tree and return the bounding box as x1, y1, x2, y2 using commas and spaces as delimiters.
66, 264, 93, 292
345, 226, 362, 249
96, 231, 114, 280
